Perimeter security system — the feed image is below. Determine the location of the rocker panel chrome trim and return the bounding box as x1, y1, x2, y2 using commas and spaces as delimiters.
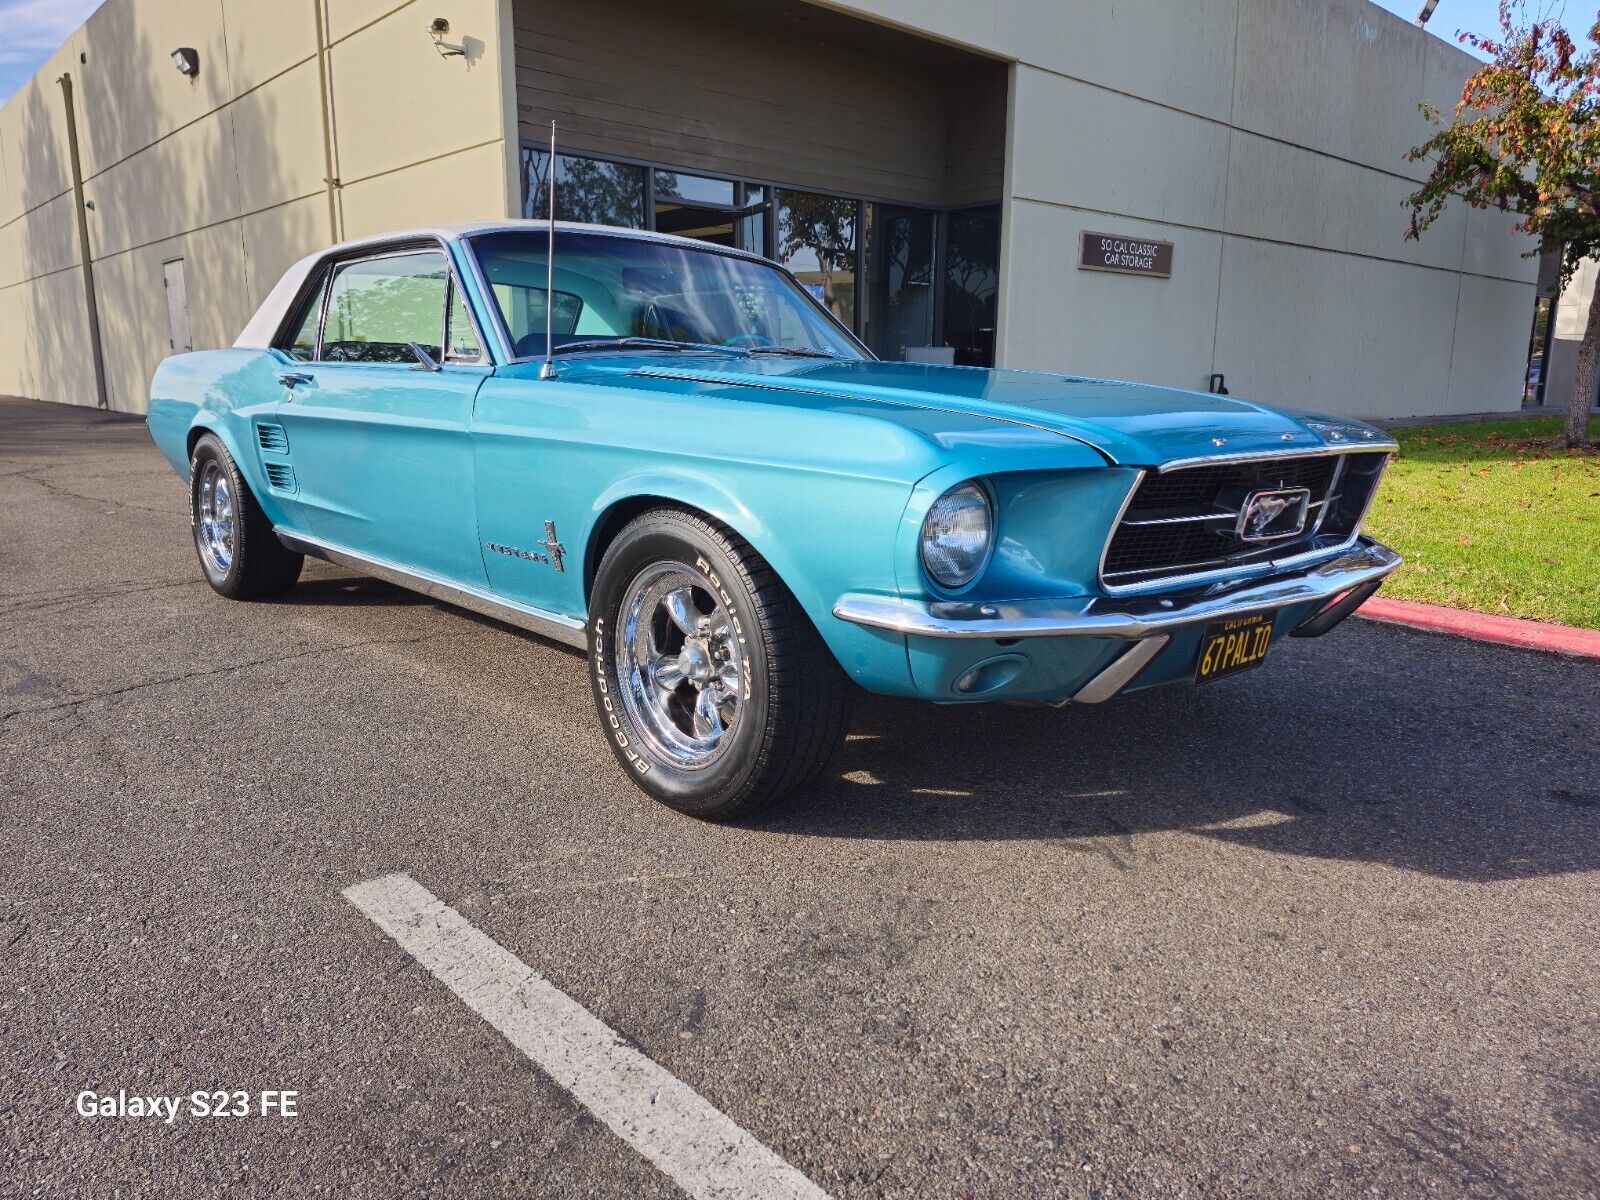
276, 530, 588, 649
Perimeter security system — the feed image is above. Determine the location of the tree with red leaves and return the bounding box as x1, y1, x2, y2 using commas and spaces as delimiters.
1406, 1, 1600, 450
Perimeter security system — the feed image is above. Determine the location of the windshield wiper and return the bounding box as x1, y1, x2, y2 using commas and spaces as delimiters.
549, 337, 748, 357
744, 346, 841, 359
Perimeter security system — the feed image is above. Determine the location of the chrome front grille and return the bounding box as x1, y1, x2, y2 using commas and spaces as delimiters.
1101, 451, 1389, 590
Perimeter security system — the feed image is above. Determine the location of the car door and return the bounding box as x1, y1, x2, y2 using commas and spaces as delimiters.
274, 245, 491, 587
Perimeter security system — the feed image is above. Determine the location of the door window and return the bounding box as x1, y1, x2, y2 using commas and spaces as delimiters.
320, 250, 449, 364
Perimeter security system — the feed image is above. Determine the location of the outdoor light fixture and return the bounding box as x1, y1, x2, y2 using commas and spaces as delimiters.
170, 47, 199, 77
428, 17, 466, 58
1415, 0, 1440, 26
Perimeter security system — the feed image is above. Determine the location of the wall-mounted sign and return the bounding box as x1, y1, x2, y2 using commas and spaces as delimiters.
1078, 231, 1173, 278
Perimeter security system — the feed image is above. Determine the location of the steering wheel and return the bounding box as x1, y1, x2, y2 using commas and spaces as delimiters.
722, 333, 775, 349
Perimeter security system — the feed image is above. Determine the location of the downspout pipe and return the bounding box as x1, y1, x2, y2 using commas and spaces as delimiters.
58, 73, 109, 410
312, 0, 342, 242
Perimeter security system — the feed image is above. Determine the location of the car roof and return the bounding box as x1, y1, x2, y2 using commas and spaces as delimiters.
234, 221, 772, 352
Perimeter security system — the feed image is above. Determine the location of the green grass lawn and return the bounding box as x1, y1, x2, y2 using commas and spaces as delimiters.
1360, 416, 1600, 629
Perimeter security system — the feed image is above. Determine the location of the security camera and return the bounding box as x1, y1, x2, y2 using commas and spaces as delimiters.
428, 17, 466, 56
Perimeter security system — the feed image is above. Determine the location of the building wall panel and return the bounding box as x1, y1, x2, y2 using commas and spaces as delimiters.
514, 0, 957, 205
74, 0, 233, 178
221, 0, 319, 97
1222, 132, 1467, 273
1225, 0, 1432, 180
81, 109, 242, 260
1000, 198, 1223, 391
229, 58, 330, 212
1446, 274, 1539, 417
339, 141, 511, 238
15, 269, 97, 407
240, 194, 333, 313
94, 222, 253, 411
1008, 65, 1229, 232
331, 0, 507, 187
1000, 0, 1239, 123
1212, 236, 1459, 419
0, 0, 511, 412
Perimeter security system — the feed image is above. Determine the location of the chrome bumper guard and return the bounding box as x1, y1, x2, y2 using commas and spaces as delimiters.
832, 539, 1401, 641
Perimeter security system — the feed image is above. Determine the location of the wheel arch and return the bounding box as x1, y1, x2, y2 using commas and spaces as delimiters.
584, 476, 774, 608
580, 472, 919, 699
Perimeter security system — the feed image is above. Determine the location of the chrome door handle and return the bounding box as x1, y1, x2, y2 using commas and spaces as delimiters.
277, 371, 313, 388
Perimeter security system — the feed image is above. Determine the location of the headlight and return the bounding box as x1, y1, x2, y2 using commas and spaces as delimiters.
920, 482, 992, 589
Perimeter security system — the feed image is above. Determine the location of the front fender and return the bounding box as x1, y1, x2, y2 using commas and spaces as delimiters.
585, 466, 921, 696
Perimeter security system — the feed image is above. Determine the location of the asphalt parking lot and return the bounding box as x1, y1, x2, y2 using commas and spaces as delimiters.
2, 394, 1597, 1199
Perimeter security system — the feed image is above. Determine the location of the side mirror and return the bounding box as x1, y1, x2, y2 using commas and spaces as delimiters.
408, 342, 442, 372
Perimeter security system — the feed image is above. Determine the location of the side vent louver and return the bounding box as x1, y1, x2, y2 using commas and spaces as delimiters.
263, 462, 297, 493
256, 423, 289, 454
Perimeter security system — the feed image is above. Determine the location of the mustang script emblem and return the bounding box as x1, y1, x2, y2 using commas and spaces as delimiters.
1236, 487, 1311, 543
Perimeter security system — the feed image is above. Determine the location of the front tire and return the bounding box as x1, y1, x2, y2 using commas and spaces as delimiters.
588, 508, 852, 819
189, 434, 302, 599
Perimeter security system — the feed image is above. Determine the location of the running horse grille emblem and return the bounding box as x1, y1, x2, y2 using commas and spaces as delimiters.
1236, 487, 1311, 543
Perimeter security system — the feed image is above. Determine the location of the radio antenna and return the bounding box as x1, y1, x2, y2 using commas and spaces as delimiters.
538, 119, 558, 381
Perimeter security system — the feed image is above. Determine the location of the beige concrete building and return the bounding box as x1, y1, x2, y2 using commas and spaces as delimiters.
0, 0, 1539, 419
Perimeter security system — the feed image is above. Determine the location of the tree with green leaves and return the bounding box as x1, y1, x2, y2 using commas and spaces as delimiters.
1405, 1, 1600, 450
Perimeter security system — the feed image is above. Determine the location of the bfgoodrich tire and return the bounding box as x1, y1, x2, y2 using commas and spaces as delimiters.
189, 433, 302, 600
588, 508, 853, 819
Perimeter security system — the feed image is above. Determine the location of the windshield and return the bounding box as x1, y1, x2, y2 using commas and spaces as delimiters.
467, 231, 867, 361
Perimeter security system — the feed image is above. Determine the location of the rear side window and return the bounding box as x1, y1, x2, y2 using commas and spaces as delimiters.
320, 250, 448, 364
281, 274, 324, 361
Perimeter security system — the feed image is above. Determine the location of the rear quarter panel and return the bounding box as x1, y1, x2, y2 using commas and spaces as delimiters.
147, 349, 293, 524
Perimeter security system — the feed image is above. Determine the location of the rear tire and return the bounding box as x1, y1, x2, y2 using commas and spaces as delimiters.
588, 508, 852, 820
189, 433, 302, 600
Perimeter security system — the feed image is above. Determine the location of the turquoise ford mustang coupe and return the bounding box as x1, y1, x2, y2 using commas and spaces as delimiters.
147, 220, 1400, 818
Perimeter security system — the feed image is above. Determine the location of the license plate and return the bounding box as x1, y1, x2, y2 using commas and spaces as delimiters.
1195, 612, 1275, 685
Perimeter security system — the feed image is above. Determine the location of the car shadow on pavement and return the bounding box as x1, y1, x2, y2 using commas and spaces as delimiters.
269, 574, 432, 610
754, 625, 1600, 884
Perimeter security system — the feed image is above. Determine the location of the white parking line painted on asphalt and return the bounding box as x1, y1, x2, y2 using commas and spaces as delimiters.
344, 873, 831, 1200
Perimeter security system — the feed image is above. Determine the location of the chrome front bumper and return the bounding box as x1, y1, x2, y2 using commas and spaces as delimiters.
832, 539, 1401, 641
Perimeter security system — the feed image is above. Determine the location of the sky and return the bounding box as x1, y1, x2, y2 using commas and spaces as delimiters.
1, 0, 102, 102
1369, 0, 1597, 56
0, 0, 1596, 105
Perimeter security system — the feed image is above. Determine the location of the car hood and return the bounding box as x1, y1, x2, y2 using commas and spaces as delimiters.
611, 357, 1384, 466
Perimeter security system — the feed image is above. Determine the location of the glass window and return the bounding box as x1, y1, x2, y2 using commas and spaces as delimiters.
942, 206, 1001, 367
281, 274, 325, 361
445, 284, 481, 361
863, 205, 935, 361
320, 250, 448, 364
734, 185, 766, 257
655, 170, 735, 206
1524, 295, 1553, 405
470, 230, 864, 361
523, 149, 646, 228
777, 191, 858, 330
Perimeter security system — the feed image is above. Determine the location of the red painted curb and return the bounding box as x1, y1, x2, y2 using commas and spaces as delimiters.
1357, 596, 1600, 658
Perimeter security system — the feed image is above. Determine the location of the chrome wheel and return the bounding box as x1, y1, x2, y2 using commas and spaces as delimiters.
615, 561, 745, 769
196, 460, 235, 575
